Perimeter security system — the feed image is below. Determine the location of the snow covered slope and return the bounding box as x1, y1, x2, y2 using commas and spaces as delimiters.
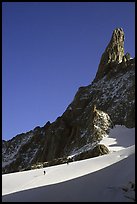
2, 125, 135, 202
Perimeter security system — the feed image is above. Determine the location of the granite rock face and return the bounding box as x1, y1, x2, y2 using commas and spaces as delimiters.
2, 28, 135, 174
73, 144, 109, 162
95, 28, 125, 81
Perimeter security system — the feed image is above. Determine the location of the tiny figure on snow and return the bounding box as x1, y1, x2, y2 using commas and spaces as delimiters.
67, 159, 69, 165
44, 170, 46, 175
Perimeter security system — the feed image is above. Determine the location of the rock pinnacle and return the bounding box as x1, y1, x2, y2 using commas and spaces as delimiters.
94, 28, 125, 81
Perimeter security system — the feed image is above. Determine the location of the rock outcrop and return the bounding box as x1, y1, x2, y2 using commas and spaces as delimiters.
94, 28, 131, 82
73, 144, 109, 162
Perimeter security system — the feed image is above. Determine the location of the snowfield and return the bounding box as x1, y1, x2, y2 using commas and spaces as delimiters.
2, 125, 135, 202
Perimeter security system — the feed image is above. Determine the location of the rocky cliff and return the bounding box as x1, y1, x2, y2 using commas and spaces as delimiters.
2, 28, 135, 174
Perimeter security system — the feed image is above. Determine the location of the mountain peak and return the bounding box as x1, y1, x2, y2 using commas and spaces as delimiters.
2, 28, 135, 174
94, 28, 125, 82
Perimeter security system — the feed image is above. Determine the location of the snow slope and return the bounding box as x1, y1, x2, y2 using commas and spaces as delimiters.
99, 125, 135, 151
2, 125, 135, 202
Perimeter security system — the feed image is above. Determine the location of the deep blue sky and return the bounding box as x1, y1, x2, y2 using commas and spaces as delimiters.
2, 2, 135, 141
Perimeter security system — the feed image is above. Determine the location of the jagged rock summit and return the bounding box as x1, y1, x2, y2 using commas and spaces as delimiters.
94, 28, 130, 82
2, 28, 135, 174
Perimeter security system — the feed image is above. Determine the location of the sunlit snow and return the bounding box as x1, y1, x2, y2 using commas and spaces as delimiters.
2, 125, 135, 202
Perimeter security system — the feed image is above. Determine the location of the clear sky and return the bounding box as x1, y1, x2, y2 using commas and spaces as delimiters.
2, 2, 135, 141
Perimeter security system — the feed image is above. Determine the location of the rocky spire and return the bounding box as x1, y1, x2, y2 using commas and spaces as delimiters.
94, 28, 125, 81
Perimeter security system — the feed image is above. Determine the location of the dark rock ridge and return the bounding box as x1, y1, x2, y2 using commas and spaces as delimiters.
2, 28, 135, 174
73, 144, 109, 162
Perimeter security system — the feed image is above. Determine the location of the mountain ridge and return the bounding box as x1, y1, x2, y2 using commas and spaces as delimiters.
2, 28, 135, 174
